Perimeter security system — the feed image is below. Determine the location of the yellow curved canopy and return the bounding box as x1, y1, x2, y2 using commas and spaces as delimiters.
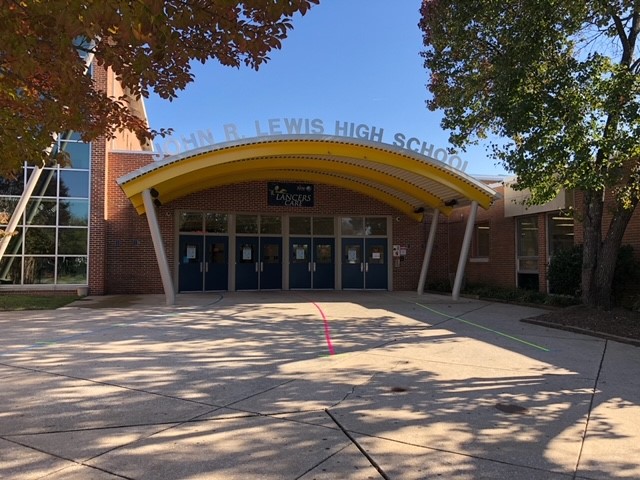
117, 135, 498, 222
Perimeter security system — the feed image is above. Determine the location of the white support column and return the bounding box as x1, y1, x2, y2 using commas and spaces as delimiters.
417, 208, 439, 295
0, 165, 44, 261
142, 189, 175, 306
452, 201, 478, 301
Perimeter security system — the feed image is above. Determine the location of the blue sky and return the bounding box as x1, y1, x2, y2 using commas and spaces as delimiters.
144, 0, 508, 176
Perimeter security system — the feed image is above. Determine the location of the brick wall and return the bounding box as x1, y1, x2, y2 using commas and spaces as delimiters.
104, 151, 439, 293
100, 152, 640, 296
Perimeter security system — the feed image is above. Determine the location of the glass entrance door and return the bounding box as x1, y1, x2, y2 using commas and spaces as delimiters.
260, 237, 282, 289
342, 238, 364, 289
205, 236, 228, 291
178, 235, 203, 292
236, 237, 259, 290
290, 238, 311, 289
365, 238, 387, 289
313, 238, 335, 289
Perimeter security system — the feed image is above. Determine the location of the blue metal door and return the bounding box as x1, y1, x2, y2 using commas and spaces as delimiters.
342, 238, 364, 289
205, 236, 228, 291
290, 237, 311, 289
179, 235, 203, 292
236, 237, 259, 290
313, 238, 335, 289
365, 238, 388, 289
260, 237, 282, 289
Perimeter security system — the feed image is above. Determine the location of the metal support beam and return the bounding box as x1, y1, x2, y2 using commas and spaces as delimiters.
452, 201, 478, 301
142, 189, 175, 305
417, 208, 439, 295
0, 166, 44, 262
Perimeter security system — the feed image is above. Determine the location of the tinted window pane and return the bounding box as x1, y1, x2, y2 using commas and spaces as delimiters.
0, 197, 19, 222
290, 216, 311, 235
260, 216, 281, 234
25, 227, 55, 254
57, 257, 87, 284
59, 170, 89, 198
59, 199, 88, 226
517, 217, 538, 257
58, 228, 88, 254
25, 199, 57, 226
365, 217, 387, 235
341, 217, 364, 236
236, 214, 258, 234
179, 212, 203, 232
2, 227, 23, 255
0, 176, 25, 196
205, 213, 228, 233
313, 217, 334, 235
29, 168, 58, 197
23, 257, 55, 284
59, 141, 90, 169
548, 214, 574, 255
0, 256, 21, 284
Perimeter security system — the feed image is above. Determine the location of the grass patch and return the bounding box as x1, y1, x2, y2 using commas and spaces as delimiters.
0, 295, 79, 311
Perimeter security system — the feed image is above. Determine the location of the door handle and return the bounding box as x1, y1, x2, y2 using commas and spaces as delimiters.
360, 262, 364, 272
205, 262, 209, 273
365, 262, 369, 272
313, 262, 316, 272
255, 262, 259, 272
260, 261, 264, 272
200, 262, 203, 273
308, 262, 311, 272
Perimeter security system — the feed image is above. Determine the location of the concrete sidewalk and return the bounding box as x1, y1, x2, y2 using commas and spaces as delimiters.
0, 291, 638, 479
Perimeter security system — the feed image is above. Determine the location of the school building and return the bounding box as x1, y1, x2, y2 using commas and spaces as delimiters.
1, 66, 639, 304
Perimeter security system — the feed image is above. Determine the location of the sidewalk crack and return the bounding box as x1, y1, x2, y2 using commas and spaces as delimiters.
573, 339, 608, 479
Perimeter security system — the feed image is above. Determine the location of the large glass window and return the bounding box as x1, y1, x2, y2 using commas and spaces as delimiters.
313, 217, 334, 235
341, 217, 364, 236
516, 216, 539, 290
0, 135, 90, 286
205, 213, 228, 233
548, 213, 574, 256
236, 214, 259, 234
290, 216, 311, 235
179, 212, 204, 232
260, 216, 282, 234
365, 217, 387, 236
473, 223, 490, 258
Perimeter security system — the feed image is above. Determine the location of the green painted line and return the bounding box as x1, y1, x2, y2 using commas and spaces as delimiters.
415, 303, 550, 352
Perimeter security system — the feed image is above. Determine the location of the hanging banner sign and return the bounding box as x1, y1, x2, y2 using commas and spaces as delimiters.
268, 182, 314, 207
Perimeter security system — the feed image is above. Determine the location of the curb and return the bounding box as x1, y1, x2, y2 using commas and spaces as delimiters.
522, 318, 640, 348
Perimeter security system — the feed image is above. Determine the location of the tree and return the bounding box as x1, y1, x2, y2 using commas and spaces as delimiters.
0, 0, 318, 176
420, 1, 640, 309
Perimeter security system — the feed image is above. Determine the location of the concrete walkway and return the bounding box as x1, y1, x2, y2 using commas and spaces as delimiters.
0, 291, 638, 479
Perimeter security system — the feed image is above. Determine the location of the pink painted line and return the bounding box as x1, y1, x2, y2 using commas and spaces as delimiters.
311, 300, 335, 355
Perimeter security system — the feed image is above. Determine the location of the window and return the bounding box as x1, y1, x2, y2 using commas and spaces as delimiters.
548, 213, 574, 256
0, 136, 90, 286
472, 223, 490, 258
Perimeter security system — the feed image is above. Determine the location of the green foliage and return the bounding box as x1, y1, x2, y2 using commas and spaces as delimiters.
427, 281, 580, 307
420, 0, 640, 308
548, 244, 640, 304
0, 295, 78, 311
0, 0, 319, 176
613, 244, 640, 305
549, 245, 583, 296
